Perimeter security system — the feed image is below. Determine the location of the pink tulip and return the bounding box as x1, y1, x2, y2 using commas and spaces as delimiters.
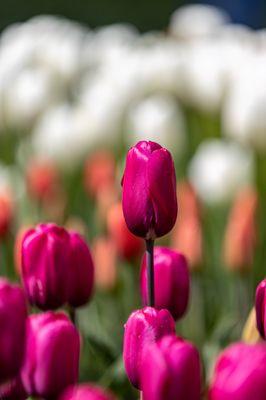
68, 231, 94, 307
255, 279, 266, 339
141, 335, 201, 400
209, 342, 266, 400
0, 278, 27, 384
59, 384, 116, 400
21, 311, 80, 399
140, 247, 190, 320
21, 223, 71, 309
123, 307, 175, 389
122, 141, 177, 239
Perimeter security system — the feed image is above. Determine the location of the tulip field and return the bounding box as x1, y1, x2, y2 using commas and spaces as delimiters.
0, 4, 266, 400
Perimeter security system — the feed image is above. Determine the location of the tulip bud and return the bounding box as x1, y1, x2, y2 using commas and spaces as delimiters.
107, 202, 143, 261
122, 141, 177, 239
21, 223, 71, 310
92, 237, 117, 290
0, 279, 27, 384
59, 384, 116, 400
21, 311, 80, 399
209, 342, 266, 400
255, 279, 266, 339
0, 189, 13, 237
140, 247, 190, 320
67, 231, 94, 307
141, 335, 201, 400
123, 307, 175, 389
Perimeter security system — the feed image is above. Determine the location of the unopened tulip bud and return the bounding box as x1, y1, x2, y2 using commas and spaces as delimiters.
141, 335, 201, 400
123, 307, 175, 389
21, 311, 80, 399
0, 189, 13, 237
140, 247, 189, 320
0, 279, 27, 383
26, 158, 60, 202
68, 232, 94, 307
59, 384, 116, 400
223, 187, 257, 272
209, 342, 266, 400
122, 141, 177, 239
107, 202, 143, 260
21, 223, 71, 310
255, 279, 266, 339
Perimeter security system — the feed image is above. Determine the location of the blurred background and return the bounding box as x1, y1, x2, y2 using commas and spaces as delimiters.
0, 0, 266, 398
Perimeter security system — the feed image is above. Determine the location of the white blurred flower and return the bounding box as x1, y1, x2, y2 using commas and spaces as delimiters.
3, 67, 57, 129
126, 94, 186, 155
223, 54, 266, 152
188, 139, 254, 205
169, 4, 230, 40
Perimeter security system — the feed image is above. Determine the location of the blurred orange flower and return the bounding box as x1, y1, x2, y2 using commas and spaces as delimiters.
92, 236, 117, 290
0, 189, 13, 238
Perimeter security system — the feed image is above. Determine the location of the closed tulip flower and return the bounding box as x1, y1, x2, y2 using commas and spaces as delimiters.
122, 141, 177, 239
68, 231, 94, 307
21, 311, 80, 399
255, 279, 266, 339
59, 384, 116, 400
0, 279, 27, 384
209, 342, 266, 400
140, 247, 190, 320
21, 223, 71, 310
123, 307, 175, 389
141, 335, 201, 400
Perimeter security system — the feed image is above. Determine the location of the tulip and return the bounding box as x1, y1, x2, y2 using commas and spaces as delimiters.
209, 342, 266, 400
123, 307, 175, 389
140, 247, 190, 320
92, 237, 117, 290
21, 311, 80, 399
121, 141, 177, 239
68, 231, 94, 307
107, 202, 143, 261
0, 376, 27, 399
21, 223, 71, 310
0, 279, 27, 384
59, 384, 116, 400
0, 189, 13, 237
255, 279, 266, 339
141, 335, 201, 400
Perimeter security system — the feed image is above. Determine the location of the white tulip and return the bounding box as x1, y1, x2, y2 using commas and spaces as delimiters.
126, 94, 186, 156
169, 4, 230, 40
188, 139, 254, 205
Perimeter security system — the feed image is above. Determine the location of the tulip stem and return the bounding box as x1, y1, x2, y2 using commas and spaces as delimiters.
146, 239, 155, 307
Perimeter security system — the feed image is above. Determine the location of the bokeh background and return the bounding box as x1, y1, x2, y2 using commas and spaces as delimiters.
0, 0, 266, 399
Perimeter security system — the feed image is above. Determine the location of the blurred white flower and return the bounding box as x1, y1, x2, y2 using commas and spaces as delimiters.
223, 54, 266, 152
126, 94, 186, 155
188, 139, 254, 205
169, 4, 230, 40
3, 67, 57, 129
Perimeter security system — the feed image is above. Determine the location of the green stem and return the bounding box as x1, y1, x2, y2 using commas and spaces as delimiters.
145, 239, 155, 307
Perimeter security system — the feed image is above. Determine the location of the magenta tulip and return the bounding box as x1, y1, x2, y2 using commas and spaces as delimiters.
21, 223, 71, 309
121, 141, 177, 239
140, 247, 189, 320
141, 335, 201, 400
0, 278, 27, 384
209, 342, 266, 400
21, 311, 80, 399
255, 279, 266, 339
123, 307, 175, 389
68, 231, 94, 307
59, 384, 116, 400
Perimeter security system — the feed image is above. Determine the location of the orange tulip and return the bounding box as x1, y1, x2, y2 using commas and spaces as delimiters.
92, 237, 117, 290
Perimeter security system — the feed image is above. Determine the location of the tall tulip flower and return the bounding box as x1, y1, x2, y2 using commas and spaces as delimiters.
209, 342, 266, 400
122, 141, 177, 240
122, 141, 177, 307
140, 247, 190, 320
123, 307, 175, 389
21, 223, 71, 310
21, 311, 80, 399
255, 279, 266, 339
59, 384, 116, 400
141, 335, 201, 400
0, 279, 27, 384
